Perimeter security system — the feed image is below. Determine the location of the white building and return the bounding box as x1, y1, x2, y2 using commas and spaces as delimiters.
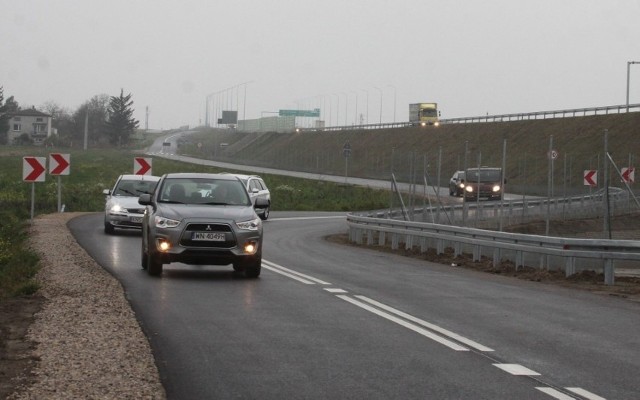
7, 107, 52, 145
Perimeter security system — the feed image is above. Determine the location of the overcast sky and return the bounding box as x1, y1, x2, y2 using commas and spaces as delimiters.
2, 0, 639, 130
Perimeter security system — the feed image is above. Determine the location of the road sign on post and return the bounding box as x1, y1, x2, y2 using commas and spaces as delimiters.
23, 157, 46, 182
622, 167, 635, 183
49, 153, 71, 175
583, 170, 597, 186
134, 157, 152, 175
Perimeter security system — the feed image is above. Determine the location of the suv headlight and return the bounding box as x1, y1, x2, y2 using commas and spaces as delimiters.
492, 185, 501, 192
236, 217, 261, 231
154, 216, 180, 228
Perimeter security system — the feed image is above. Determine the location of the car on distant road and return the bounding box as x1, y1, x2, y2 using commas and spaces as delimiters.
463, 167, 505, 201
449, 170, 466, 197
138, 173, 268, 277
103, 174, 160, 234
224, 173, 271, 220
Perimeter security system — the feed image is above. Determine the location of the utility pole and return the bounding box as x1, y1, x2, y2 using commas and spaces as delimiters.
627, 61, 640, 111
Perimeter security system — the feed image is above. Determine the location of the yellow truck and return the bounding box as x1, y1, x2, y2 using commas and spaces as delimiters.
409, 103, 440, 126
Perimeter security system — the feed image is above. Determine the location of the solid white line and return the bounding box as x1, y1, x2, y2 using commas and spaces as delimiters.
566, 387, 606, 400
535, 387, 576, 400
493, 363, 541, 376
262, 260, 331, 285
336, 295, 469, 351
355, 295, 494, 352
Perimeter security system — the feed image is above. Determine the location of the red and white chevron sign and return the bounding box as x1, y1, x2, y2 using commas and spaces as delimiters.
583, 170, 597, 186
621, 167, 635, 183
134, 157, 152, 175
23, 157, 47, 182
49, 153, 71, 175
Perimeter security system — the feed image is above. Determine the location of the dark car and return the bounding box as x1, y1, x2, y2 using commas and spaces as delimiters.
449, 171, 466, 197
463, 167, 505, 201
138, 173, 269, 277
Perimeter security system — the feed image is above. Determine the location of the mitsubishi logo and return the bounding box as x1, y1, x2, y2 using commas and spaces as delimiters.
206, 225, 212, 231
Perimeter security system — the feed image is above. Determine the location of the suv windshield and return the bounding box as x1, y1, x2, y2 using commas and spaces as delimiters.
158, 178, 250, 205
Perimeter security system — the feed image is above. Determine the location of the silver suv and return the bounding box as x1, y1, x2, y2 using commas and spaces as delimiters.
103, 174, 160, 234
138, 173, 268, 277
225, 173, 271, 220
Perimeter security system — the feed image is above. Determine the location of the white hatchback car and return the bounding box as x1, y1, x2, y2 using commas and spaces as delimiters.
103, 174, 160, 234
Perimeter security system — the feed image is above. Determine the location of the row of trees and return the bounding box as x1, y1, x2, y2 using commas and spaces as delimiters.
0, 86, 140, 147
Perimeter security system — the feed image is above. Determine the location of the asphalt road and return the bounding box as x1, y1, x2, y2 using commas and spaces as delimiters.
69, 212, 639, 399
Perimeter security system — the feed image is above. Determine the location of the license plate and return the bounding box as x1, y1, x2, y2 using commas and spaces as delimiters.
192, 232, 225, 241
130, 216, 143, 223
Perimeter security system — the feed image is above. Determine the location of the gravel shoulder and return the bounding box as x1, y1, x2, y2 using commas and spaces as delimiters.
2, 212, 165, 400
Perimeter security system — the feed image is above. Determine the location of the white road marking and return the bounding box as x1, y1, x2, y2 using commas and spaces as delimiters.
336, 295, 469, 351
324, 288, 348, 293
494, 363, 541, 376
262, 260, 331, 285
355, 295, 494, 352
566, 387, 607, 400
535, 387, 576, 400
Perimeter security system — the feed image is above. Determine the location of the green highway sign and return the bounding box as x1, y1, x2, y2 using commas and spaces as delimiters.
279, 108, 321, 117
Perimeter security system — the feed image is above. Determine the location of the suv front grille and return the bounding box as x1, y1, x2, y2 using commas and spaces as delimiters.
181, 223, 236, 248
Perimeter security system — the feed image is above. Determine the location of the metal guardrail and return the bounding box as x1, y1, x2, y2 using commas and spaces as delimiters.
296, 103, 640, 132
347, 213, 640, 285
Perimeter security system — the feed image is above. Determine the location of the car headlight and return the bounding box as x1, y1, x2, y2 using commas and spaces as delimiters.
236, 217, 261, 231
154, 216, 180, 228
492, 185, 501, 192
465, 186, 473, 193
110, 204, 124, 213
458, 183, 465, 188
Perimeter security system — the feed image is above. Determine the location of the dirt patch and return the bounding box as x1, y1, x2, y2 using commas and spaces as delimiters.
0, 295, 44, 399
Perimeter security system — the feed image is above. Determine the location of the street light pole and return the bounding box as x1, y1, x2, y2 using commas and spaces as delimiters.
373, 86, 383, 124
360, 89, 369, 124
388, 84, 397, 123
351, 91, 358, 126
627, 61, 639, 111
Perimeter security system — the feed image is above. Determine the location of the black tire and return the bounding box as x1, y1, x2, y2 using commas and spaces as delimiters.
141, 242, 148, 270
259, 205, 270, 220
104, 221, 115, 234
238, 259, 261, 278
146, 242, 163, 276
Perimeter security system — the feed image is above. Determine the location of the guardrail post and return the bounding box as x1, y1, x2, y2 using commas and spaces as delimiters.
604, 259, 615, 285
378, 231, 386, 246
437, 239, 444, 255
565, 257, 576, 277
405, 234, 413, 250
454, 242, 461, 257
367, 230, 374, 245
391, 233, 399, 250
473, 245, 481, 262
420, 237, 427, 253
515, 250, 523, 270
492, 248, 500, 267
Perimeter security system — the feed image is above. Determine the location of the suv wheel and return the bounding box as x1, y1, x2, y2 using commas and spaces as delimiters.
146, 242, 163, 276
259, 205, 270, 221
235, 259, 262, 278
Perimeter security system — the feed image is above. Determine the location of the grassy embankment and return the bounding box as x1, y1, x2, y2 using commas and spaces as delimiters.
0, 146, 390, 299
